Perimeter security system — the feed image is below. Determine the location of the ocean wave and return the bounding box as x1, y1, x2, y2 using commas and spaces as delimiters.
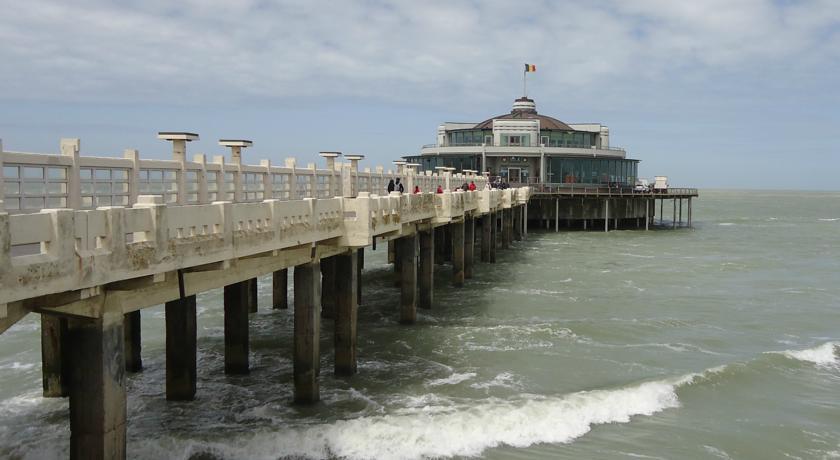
427, 372, 476, 386
134, 370, 719, 460
718, 222, 735, 226
769, 341, 838, 367
818, 218, 840, 222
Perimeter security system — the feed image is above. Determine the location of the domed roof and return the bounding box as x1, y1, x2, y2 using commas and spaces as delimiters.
474, 97, 573, 131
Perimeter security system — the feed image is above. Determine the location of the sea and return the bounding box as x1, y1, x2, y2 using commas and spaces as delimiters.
1, 189, 839, 459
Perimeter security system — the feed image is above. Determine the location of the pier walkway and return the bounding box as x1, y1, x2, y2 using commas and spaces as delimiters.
0, 135, 530, 459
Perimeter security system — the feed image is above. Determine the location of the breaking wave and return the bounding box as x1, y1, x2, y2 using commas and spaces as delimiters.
134, 369, 720, 460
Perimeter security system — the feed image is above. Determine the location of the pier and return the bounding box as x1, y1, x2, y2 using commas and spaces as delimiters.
0, 135, 530, 459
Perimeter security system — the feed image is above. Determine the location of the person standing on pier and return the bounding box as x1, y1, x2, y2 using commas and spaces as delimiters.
414, 185, 421, 194
396, 178, 404, 193
387, 179, 395, 193
469, 181, 476, 191
436, 185, 444, 194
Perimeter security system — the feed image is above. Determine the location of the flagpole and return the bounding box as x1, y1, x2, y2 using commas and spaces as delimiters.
523, 68, 527, 97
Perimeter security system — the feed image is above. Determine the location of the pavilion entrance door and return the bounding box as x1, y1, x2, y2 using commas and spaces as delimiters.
508, 167, 521, 184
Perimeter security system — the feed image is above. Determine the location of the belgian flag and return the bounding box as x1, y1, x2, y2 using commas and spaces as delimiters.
524, 63, 536, 72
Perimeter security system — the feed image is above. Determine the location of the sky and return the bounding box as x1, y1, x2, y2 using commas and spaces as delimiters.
1, 0, 838, 189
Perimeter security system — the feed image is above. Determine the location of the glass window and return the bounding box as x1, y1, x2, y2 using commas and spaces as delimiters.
23, 167, 43, 179
48, 168, 67, 179
3, 166, 18, 178
95, 169, 110, 180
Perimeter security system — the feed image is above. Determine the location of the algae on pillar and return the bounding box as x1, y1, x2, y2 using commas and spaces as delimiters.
41, 314, 69, 397
273, 268, 288, 309
67, 311, 126, 460
294, 261, 321, 403
223, 281, 249, 375
451, 220, 465, 287
398, 235, 418, 324
464, 216, 475, 279
334, 251, 358, 376
124, 311, 142, 373
321, 256, 337, 318
165, 295, 197, 399
419, 228, 434, 309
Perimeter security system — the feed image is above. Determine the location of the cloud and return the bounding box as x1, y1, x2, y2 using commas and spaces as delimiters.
1, 0, 837, 107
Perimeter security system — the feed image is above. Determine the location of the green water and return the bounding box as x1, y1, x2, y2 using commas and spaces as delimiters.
1, 190, 839, 459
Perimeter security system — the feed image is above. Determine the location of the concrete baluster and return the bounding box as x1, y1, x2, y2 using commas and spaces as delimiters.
60, 138, 81, 209
123, 149, 140, 206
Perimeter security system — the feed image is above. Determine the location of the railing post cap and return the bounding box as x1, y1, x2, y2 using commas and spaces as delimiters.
137, 195, 164, 205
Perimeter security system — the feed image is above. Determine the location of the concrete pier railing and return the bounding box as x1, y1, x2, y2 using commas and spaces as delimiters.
0, 135, 536, 460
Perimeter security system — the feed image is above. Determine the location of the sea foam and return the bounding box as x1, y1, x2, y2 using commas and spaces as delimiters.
135, 371, 710, 460
775, 342, 838, 367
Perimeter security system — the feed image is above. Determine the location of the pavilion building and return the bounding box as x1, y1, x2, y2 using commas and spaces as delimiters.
405, 96, 638, 186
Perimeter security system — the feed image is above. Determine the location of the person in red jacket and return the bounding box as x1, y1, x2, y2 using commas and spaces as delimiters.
468, 181, 476, 191
436, 185, 443, 194
413, 185, 420, 194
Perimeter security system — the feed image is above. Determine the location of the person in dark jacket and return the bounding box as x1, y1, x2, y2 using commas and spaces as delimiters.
396, 178, 404, 193
387, 179, 395, 193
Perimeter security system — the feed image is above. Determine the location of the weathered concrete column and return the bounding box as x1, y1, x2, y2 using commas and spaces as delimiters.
387, 239, 395, 263
418, 228, 434, 309
451, 220, 465, 287
123, 311, 142, 373
67, 312, 126, 460
294, 261, 321, 403
435, 226, 446, 265
321, 256, 337, 318
272, 268, 288, 309
334, 251, 358, 376
464, 216, 475, 279
166, 295, 197, 399
555, 199, 560, 232
645, 199, 650, 231
513, 206, 522, 241
223, 281, 249, 375
357, 248, 364, 305
398, 234, 418, 324
501, 209, 510, 249
673, 199, 677, 229
444, 224, 452, 263
604, 200, 610, 233
688, 197, 693, 228
41, 315, 69, 397
523, 203, 528, 237
489, 212, 497, 263
247, 278, 258, 313
481, 214, 491, 262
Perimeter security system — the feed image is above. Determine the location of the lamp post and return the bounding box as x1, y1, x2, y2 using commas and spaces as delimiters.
219, 139, 253, 202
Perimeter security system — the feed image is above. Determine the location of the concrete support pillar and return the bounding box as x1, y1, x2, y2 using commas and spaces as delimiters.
435, 226, 446, 265
387, 239, 395, 263
334, 251, 358, 376
672, 199, 677, 229
418, 228, 434, 310
444, 224, 452, 263
41, 315, 69, 397
604, 200, 610, 233
357, 248, 364, 305
321, 256, 337, 318
645, 199, 650, 231
688, 197, 693, 228
523, 203, 528, 237
398, 234, 418, 324
481, 214, 491, 262
464, 216, 475, 279
166, 295, 197, 399
513, 206, 522, 241
583, 219, 588, 230
490, 212, 497, 263
294, 261, 321, 403
451, 220, 465, 287
67, 312, 126, 460
223, 282, 249, 375
248, 277, 258, 313
502, 209, 511, 249
555, 199, 560, 232
679, 198, 683, 226
272, 268, 288, 309
124, 311, 142, 373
